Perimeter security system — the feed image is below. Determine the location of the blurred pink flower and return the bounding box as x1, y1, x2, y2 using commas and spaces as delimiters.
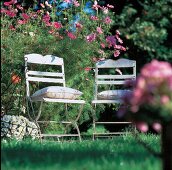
107, 4, 114, 9
85, 67, 92, 71
141, 60, 172, 79
64, 0, 71, 3
102, 7, 109, 14
86, 33, 96, 42
53, 22, 62, 29
92, 0, 100, 10
115, 34, 123, 44
75, 22, 83, 29
4, 0, 17, 6
90, 16, 99, 21
42, 14, 50, 24
67, 32, 77, 39
73, 0, 80, 7
114, 50, 120, 57
21, 13, 30, 20
9, 25, 16, 30
100, 43, 105, 48
106, 36, 116, 47
17, 19, 27, 24
161, 95, 170, 104
96, 27, 103, 34
152, 122, 162, 132
104, 16, 112, 24
136, 122, 149, 132
114, 45, 126, 51
6, 10, 16, 17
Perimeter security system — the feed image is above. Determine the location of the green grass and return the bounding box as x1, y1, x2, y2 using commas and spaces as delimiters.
1, 134, 161, 170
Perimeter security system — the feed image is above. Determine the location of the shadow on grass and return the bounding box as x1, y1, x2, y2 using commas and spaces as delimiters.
1, 139, 159, 168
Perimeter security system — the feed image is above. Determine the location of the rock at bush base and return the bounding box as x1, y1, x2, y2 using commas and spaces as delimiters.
1, 115, 39, 140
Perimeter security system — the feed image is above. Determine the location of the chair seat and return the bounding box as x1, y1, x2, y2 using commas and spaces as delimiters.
31, 86, 83, 101
92, 99, 122, 104
97, 89, 132, 100
43, 98, 85, 104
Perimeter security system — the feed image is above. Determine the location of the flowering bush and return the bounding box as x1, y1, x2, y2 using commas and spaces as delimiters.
1, 0, 127, 133
1, 0, 126, 59
119, 60, 172, 132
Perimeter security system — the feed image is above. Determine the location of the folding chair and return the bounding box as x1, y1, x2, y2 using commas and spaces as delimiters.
92, 58, 136, 140
24, 53, 85, 141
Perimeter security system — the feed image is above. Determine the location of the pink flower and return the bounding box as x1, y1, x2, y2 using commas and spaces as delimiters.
75, 22, 83, 29
152, 122, 161, 132
85, 67, 92, 71
102, 7, 109, 14
4, 0, 17, 6
115, 35, 123, 44
67, 32, 77, 39
104, 16, 112, 24
9, 25, 16, 30
96, 27, 103, 34
16, 4, 23, 10
64, 0, 71, 3
106, 36, 116, 47
73, 0, 80, 7
90, 16, 99, 21
161, 95, 170, 104
92, 0, 100, 10
100, 43, 105, 48
107, 4, 114, 8
141, 60, 172, 79
114, 45, 126, 51
136, 122, 149, 132
17, 19, 27, 24
86, 33, 96, 42
21, 13, 30, 20
114, 50, 120, 57
1, 8, 8, 14
49, 30, 55, 34
42, 14, 50, 23
6, 10, 16, 17
53, 22, 62, 29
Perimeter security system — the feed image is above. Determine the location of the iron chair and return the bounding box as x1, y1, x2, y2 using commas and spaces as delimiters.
92, 58, 136, 140
24, 53, 85, 141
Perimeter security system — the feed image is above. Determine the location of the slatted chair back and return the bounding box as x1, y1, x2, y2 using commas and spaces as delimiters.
24, 53, 65, 98
94, 58, 136, 100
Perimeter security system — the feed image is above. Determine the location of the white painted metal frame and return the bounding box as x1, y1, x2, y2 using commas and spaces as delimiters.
92, 58, 136, 140
24, 53, 85, 141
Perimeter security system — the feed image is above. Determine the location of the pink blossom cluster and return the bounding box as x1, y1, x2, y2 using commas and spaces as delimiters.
120, 60, 172, 132
86, 29, 126, 58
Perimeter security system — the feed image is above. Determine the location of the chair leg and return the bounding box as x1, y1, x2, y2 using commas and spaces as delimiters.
65, 104, 84, 142
26, 98, 35, 121
35, 101, 43, 142
92, 104, 97, 141
74, 122, 82, 142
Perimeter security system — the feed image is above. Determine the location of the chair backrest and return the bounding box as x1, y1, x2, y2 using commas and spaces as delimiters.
94, 58, 136, 100
24, 53, 65, 98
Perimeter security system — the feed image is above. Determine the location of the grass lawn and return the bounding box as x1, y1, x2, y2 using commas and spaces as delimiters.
1, 134, 161, 170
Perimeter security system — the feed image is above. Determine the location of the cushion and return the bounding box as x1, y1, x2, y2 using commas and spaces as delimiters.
31, 86, 83, 101
97, 90, 131, 100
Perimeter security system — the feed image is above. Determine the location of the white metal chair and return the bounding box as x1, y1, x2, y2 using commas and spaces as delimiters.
24, 53, 85, 141
92, 58, 136, 140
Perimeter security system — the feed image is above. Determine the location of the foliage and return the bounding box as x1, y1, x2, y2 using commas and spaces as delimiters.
112, 0, 172, 65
